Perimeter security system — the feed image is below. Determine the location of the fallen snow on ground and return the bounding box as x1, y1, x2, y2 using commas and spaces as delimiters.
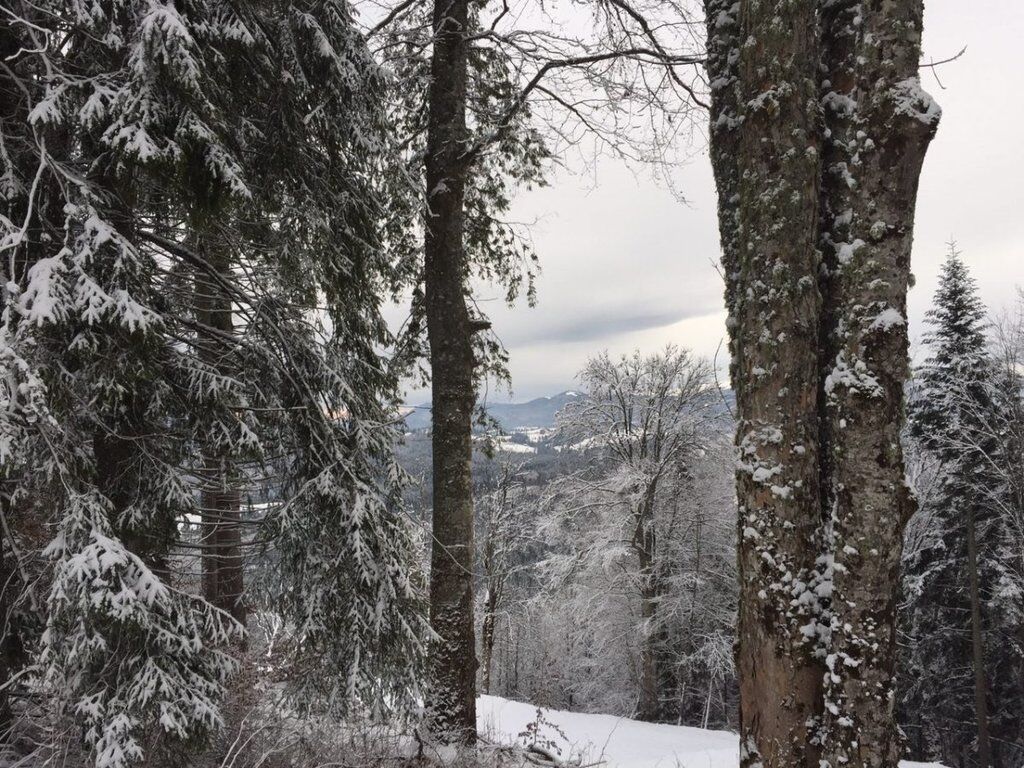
494, 438, 537, 454
477, 695, 945, 768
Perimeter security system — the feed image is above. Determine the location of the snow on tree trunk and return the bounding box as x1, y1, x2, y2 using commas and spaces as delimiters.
708, 1, 827, 765
424, 0, 479, 743
706, 2, 939, 766
818, 3, 938, 765
637, 490, 662, 723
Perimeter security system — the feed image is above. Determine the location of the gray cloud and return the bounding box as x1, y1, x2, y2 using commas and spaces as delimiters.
519, 308, 690, 345
493, 304, 718, 347
399, 1, 1024, 405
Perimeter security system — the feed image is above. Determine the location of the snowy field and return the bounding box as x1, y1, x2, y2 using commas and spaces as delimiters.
477, 695, 945, 768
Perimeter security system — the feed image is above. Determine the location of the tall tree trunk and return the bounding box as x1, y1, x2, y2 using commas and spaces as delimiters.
195, 246, 246, 627
207, 484, 245, 626
635, 490, 661, 722
637, 578, 659, 722
817, 3, 937, 765
480, 590, 498, 695
966, 506, 994, 767
708, 1, 826, 765
424, 0, 478, 743
706, 2, 938, 766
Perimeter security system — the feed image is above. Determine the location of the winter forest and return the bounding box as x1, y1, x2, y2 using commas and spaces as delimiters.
2, 1, 1022, 768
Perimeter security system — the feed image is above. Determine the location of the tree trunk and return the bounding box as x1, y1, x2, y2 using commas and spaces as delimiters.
966, 506, 993, 767
481, 590, 497, 695
708, 1, 826, 765
195, 246, 246, 628
706, 2, 938, 766
636, 492, 661, 722
207, 484, 245, 626
0, 20, 25, 730
480, 474, 509, 697
0, 493, 15, 736
424, 0, 478, 743
637, 578, 659, 722
817, 3, 937, 765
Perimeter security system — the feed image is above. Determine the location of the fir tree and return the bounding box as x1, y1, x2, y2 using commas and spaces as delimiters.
902, 244, 1022, 767
2, 3, 427, 765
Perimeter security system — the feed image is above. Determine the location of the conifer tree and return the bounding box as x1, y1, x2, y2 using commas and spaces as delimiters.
902, 245, 1023, 767
2, 3, 427, 765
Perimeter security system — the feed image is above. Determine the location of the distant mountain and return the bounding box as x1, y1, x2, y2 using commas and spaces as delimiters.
400, 387, 736, 433
401, 390, 583, 432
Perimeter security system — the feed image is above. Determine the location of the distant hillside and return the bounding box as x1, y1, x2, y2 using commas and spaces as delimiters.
401, 391, 583, 432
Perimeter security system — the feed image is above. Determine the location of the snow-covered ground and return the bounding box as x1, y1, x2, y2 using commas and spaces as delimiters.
492, 437, 537, 454
477, 695, 944, 768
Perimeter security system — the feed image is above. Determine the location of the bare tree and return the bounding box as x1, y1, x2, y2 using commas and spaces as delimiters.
551, 347, 715, 721
475, 460, 532, 695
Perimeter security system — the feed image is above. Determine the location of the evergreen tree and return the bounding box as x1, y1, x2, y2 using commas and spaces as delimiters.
901, 244, 1022, 767
2, 3, 427, 765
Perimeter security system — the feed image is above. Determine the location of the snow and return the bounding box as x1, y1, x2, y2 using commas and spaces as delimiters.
493, 437, 537, 454
478, 696, 735, 768
869, 307, 905, 332
20, 255, 66, 325
511, 427, 553, 444
835, 238, 866, 266
477, 696, 946, 768
891, 77, 942, 126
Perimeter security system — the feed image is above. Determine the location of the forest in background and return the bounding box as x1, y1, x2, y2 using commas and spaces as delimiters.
397, 258, 1024, 767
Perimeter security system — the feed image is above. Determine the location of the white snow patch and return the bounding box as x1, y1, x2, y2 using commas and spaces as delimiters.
491, 437, 537, 454
478, 696, 735, 768
835, 238, 866, 266
476, 696, 945, 768
891, 77, 942, 126
869, 307, 905, 332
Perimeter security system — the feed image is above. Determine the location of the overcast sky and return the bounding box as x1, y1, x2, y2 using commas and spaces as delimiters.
394, 1, 1024, 405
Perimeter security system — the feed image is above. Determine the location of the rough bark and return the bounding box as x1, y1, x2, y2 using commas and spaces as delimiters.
424, 0, 478, 743
817, 2, 938, 765
710, 1, 826, 765
206, 485, 245, 626
706, 2, 938, 766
